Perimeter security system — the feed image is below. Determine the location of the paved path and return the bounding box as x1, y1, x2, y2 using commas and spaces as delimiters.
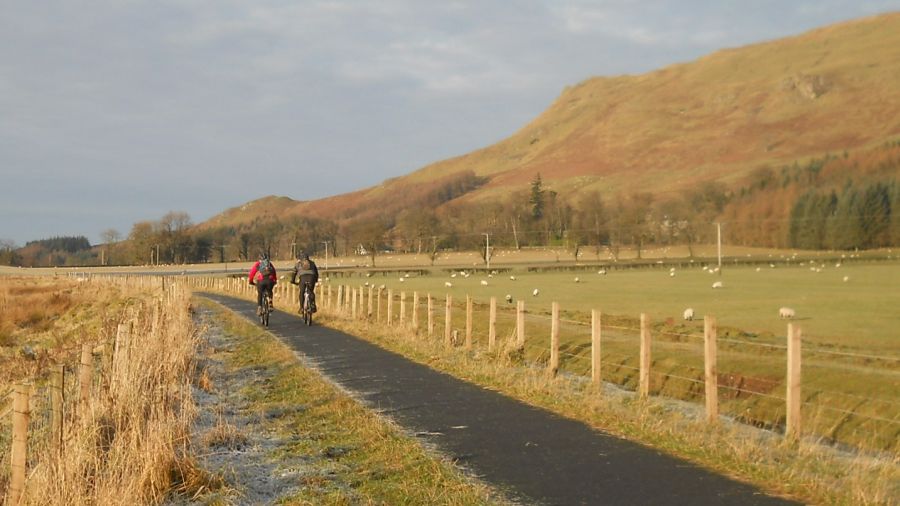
203, 293, 796, 506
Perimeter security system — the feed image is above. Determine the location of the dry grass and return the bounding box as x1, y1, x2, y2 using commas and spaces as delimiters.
0, 277, 81, 347
2, 277, 202, 505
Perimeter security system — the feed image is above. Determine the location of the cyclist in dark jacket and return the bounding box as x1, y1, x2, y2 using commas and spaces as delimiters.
290, 252, 319, 312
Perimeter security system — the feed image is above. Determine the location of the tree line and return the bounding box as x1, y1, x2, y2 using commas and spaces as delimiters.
2, 142, 899, 268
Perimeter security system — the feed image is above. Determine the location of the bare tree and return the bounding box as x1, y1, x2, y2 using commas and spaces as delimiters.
100, 228, 121, 265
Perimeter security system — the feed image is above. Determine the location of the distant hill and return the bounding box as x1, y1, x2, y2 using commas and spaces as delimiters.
198, 12, 900, 232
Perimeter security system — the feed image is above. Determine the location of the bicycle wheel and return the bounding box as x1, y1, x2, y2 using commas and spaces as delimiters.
263, 297, 272, 327
303, 291, 312, 326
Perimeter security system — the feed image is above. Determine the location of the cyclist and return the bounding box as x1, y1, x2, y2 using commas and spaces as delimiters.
290, 251, 319, 313
249, 252, 277, 315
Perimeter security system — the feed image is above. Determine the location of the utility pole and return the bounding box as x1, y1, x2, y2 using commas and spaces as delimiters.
483, 233, 491, 269
155, 244, 161, 266
322, 241, 329, 272
716, 222, 722, 275
290, 238, 296, 260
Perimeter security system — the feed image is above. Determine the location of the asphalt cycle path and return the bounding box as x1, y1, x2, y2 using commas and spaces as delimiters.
202, 293, 797, 506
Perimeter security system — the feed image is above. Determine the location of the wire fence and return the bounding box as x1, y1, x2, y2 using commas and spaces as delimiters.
181, 274, 899, 453
0, 274, 184, 503
249, 278, 897, 454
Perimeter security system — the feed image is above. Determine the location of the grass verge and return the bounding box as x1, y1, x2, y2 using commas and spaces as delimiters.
193, 298, 513, 505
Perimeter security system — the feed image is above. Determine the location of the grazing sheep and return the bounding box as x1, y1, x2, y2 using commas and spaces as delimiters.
532, 288, 539, 296
669, 272, 675, 277
510, 276, 517, 281
843, 276, 850, 282
451, 273, 457, 278
399, 278, 405, 282
480, 280, 488, 286
683, 308, 694, 321
756, 267, 761, 272
445, 281, 453, 288
711, 281, 723, 289
779, 307, 795, 319
366, 273, 372, 277
505, 294, 513, 303
574, 277, 580, 283
597, 269, 607, 275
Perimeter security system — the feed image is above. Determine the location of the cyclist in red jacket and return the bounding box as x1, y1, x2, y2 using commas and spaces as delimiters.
248, 252, 277, 315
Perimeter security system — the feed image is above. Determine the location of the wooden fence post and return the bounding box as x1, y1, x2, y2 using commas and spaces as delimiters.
427, 294, 434, 337
639, 313, 651, 399
351, 287, 358, 319
704, 315, 718, 423
7, 382, 30, 506
377, 288, 383, 323
51, 364, 65, 452
516, 300, 525, 348
359, 286, 365, 320
786, 323, 802, 439
400, 291, 406, 326
412, 292, 419, 331
327, 284, 332, 311
387, 289, 394, 326
444, 295, 453, 347
488, 297, 496, 351
337, 285, 344, 315
465, 295, 473, 349
549, 302, 560, 375
368, 285, 374, 319
80, 343, 93, 408
591, 310, 601, 387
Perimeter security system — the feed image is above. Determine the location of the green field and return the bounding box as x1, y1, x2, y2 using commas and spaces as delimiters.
339, 260, 900, 349
324, 259, 900, 451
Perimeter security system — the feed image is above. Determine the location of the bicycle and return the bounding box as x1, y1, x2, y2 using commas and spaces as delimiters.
300, 283, 314, 326
259, 292, 273, 327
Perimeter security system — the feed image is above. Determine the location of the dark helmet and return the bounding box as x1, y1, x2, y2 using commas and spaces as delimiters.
259, 251, 269, 261
298, 251, 310, 261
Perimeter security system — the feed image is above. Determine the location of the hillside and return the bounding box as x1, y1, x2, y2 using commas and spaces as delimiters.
205, 13, 900, 231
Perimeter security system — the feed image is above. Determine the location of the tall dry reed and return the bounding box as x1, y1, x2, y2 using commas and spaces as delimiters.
22, 279, 199, 505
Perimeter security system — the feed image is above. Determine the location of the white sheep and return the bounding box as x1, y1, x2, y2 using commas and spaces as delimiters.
779, 307, 795, 319
574, 277, 580, 283
480, 280, 488, 286
597, 269, 607, 275
451, 273, 457, 278
444, 281, 453, 288
669, 272, 675, 277
505, 294, 513, 303
532, 288, 540, 296
510, 275, 517, 281
711, 281, 723, 289
843, 276, 850, 282
399, 278, 405, 282
683, 308, 694, 321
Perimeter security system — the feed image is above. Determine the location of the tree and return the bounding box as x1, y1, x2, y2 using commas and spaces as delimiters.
619, 193, 654, 259
529, 173, 545, 220
0, 239, 21, 266
100, 228, 121, 265
347, 217, 389, 267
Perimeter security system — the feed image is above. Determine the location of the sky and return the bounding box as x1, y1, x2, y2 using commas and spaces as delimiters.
2, 1, 899, 247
